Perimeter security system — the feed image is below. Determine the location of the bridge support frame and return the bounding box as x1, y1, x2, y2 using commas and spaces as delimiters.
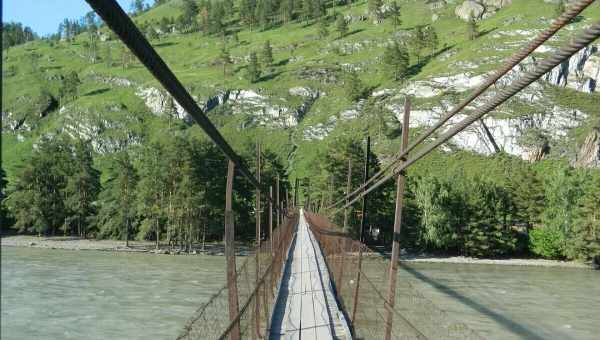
225, 160, 241, 340
384, 98, 411, 340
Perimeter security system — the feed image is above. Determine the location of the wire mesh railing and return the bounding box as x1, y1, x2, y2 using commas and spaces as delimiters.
304, 212, 483, 340
176, 212, 298, 340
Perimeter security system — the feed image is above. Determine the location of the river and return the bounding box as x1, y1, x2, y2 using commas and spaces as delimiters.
1, 246, 226, 340
2, 246, 599, 340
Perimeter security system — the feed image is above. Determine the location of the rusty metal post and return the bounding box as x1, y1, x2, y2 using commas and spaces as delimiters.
337, 159, 352, 292
224, 160, 241, 340
384, 98, 411, 340
285, 187, 289, 215
254, 142, 261, 339
294, 178, 299, 209
351, 136, 370, 324
269, 185, 274, 256
276, 174, 280, 227
343, 159, 352, 233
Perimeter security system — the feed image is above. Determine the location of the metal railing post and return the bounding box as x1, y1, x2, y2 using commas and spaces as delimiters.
351, 136, 370, 324
384, 98, 411, 340
224, 160, 241, 340
269, 186, 274, 256
254, 142, 261, 339
276, 174, 280, 226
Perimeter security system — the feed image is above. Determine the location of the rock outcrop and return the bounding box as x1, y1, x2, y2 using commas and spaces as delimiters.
576, 129, 600, 168
455, 1, 486, 21
455, 0, 512, 21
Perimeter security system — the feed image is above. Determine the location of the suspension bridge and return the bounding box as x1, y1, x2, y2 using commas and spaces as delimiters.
85, 0, 599, 339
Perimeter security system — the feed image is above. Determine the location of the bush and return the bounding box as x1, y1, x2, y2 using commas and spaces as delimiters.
529, 227, 566, 259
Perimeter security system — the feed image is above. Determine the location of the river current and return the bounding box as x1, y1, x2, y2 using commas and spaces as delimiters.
2, 246, 599, 339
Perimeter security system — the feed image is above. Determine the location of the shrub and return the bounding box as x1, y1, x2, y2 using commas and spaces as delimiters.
529, 227, 566, 259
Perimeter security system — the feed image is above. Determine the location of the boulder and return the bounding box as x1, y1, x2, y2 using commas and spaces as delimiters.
482, 0, 512, 9
455, 1, 485, 21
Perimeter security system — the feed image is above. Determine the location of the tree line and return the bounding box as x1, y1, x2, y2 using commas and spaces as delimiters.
2, 134, 288, 251
309, 134, 600, 263
2, 22, 37, 50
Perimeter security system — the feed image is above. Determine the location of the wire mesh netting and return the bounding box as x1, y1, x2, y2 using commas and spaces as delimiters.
177, 213, 299, 340
304, 212, 483, 340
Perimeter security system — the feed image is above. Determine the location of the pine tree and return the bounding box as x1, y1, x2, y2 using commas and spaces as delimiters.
256, 0, 273, 29
137, 142, 168, 249
146, 25, 159, 40
570, 174, 600, 262
423, 25, 438, 57
344, 71, 366, 102
388, 1, 401, 32
64, 140, 100, 238
467, 15, 479, 40
368, 0, 383, 22
281, 0, 294, 23
97, 152, 138, 245
0, 167, 9, 235
410, 25, 427, 63
261, 40, 274, 68
383, 42, 409, 81
219, 46, 232, 76
241, 0, 257, 30
300, 0, 312, 23
7, 136, 72, 236
105, 44, 113, 67
159, 16, 170, 34
554, 0, 565, 17
336, 15, 348, 38
318, 18, 329, 39
59, 71, 81, 104
246, 51, 261, 83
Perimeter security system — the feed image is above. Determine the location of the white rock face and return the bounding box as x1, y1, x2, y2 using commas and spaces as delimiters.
455, 1, 485, 21
135, 87, 191, 122
576, 129, 600, 168
389, 103, 587, 160
544, 45, 599, 93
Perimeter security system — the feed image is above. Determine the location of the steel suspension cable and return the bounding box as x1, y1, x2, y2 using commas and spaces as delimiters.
337, 22, 600, 211
85, 0, 263, 189
328, 0, 596, 210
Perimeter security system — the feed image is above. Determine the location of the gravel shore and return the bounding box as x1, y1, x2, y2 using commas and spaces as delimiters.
400, 254, 591, 269
1, 235, 594, 268
0, 235, 251, 255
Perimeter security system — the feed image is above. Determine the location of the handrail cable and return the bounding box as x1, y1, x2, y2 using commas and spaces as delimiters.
327, 0, 596, 210
336, 22, 600, 211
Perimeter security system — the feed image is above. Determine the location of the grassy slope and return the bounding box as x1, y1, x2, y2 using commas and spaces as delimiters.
2, 0, 600, 182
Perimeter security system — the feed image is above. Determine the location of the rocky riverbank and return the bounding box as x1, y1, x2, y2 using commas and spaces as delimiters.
400, 254, 592, 269
0, 235, 252, 255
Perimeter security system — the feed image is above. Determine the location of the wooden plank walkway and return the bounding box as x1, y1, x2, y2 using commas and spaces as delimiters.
269, 210, 351, 340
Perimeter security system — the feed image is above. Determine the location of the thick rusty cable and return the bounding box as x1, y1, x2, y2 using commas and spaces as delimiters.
328, 0, 596, 210
338, 22, 600, 210
85, 0, 283, 206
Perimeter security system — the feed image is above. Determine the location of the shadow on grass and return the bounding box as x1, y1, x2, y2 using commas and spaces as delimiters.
258, 71, 284, 82
84, 88, 110, 96
274, 58, 290, 67
335, 28, 365, 41
400, 263, 548, 340
406, 44, 455, 77
154, 41, 177, 48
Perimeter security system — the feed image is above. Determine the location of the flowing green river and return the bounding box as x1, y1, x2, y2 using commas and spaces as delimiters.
1, 246, 226, 340
2, 246, 599, 339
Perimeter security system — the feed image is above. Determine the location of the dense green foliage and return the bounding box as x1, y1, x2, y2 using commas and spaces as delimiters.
5, 132, 287, 247
2, 22, 37, 50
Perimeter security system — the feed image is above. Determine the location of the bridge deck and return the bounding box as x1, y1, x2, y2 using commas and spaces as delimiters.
269, 211, 351, 340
